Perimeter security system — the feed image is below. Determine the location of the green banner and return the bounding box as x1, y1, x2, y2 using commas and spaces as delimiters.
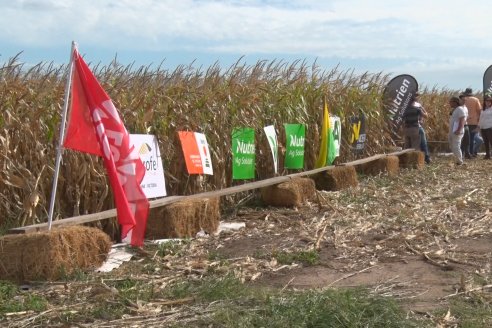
330, 115, 341, 161
284, 124, 305, 169
232, 127, 255, 179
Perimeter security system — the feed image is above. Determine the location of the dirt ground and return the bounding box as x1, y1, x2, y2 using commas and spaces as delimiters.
2, 153, 492, 327
220, 227, 492, 313
207, 153, 492, 314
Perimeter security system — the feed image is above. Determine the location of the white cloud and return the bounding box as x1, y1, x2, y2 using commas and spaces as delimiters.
0, 0, 488, 55
0, 0, 490, 89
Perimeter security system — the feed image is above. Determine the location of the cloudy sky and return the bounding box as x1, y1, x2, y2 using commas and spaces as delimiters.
1, 0, 490, 91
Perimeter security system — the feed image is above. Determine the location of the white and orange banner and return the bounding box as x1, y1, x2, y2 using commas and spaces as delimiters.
178, 131, 213, 175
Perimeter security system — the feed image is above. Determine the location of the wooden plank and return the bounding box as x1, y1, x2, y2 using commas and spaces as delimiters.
8, 209, 118, 234
340, 154, 386, 167
8, 149, 415, 234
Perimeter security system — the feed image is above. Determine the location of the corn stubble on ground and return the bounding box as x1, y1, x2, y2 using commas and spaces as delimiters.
2, 155, 492, 327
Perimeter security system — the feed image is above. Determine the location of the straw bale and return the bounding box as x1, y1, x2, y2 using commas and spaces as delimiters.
398, 150, 425, 169
0, 226, 111, 282
355, 156, 400, 177
146, 197, 220, 239
260, 178, 316, 207
313, 166, 358, 191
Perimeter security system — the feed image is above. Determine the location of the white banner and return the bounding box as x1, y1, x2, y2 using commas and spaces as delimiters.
130, 134, 167, 198
194, 132, 213, 175
263, 125, 278, 174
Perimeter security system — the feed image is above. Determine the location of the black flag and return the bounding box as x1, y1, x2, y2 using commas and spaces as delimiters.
483, 65, 492, 98
382, 74, 418, 139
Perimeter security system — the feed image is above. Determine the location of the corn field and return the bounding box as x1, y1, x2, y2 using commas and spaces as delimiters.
0, 54, 456, 229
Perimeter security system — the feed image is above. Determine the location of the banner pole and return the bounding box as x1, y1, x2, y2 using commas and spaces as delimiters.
47, 41, 77, 230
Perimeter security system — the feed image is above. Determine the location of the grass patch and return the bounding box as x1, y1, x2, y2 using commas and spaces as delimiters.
162, 274, 423, 327
0, 281, 48, 317
165, 274, 249, 302
196, 274, 249, 302
59, 268, 91, 282
444, 296, 492, 327
253, 250, 269, 259
90, 302, 127, 321
83, 279, 157, 320
0, 274, 429, 326
157, 239, 190, 257
207, 250, 228, 261
373, 176, 394, 188
273, 250, 319, 266
207, 287, 422, 327
112, 278, 155, 302
0, 281, 17, 300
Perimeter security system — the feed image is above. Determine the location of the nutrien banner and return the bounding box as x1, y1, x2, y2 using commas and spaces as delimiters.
483, 65, 492, 97
382, 74, 418, 138
284, 123, 305, 169
232, 127, 255, 180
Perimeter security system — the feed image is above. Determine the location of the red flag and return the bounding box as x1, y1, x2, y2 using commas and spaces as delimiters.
63, 49, 149, 247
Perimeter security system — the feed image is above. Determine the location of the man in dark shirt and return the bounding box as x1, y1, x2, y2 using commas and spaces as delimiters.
402, 95, 427, 150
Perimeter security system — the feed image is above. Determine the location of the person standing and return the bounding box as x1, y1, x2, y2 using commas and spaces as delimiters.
458, 94, 471, 159
473, 132, 484, 155
402, 95, 426, 151
413, 92, 431, 164
462, 88, 482, 157
478, 96, 492, 159
449, 96, 467, 165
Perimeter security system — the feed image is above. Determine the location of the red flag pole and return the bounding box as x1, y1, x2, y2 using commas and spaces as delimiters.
47, 41, 77, 230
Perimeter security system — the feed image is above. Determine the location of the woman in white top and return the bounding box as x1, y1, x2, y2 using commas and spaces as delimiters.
478, 96, 492, 159
449, 97, 467, 165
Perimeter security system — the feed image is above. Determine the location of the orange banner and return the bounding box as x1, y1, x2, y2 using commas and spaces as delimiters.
178, 131, 204, 174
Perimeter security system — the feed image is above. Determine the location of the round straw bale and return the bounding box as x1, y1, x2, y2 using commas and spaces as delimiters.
146, 197, 220, 239
0, 226, 111, 282
355, 155, 399, 177
260, 178, 316, 207
398, 150, 425, 169
313, 165, 358, 191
